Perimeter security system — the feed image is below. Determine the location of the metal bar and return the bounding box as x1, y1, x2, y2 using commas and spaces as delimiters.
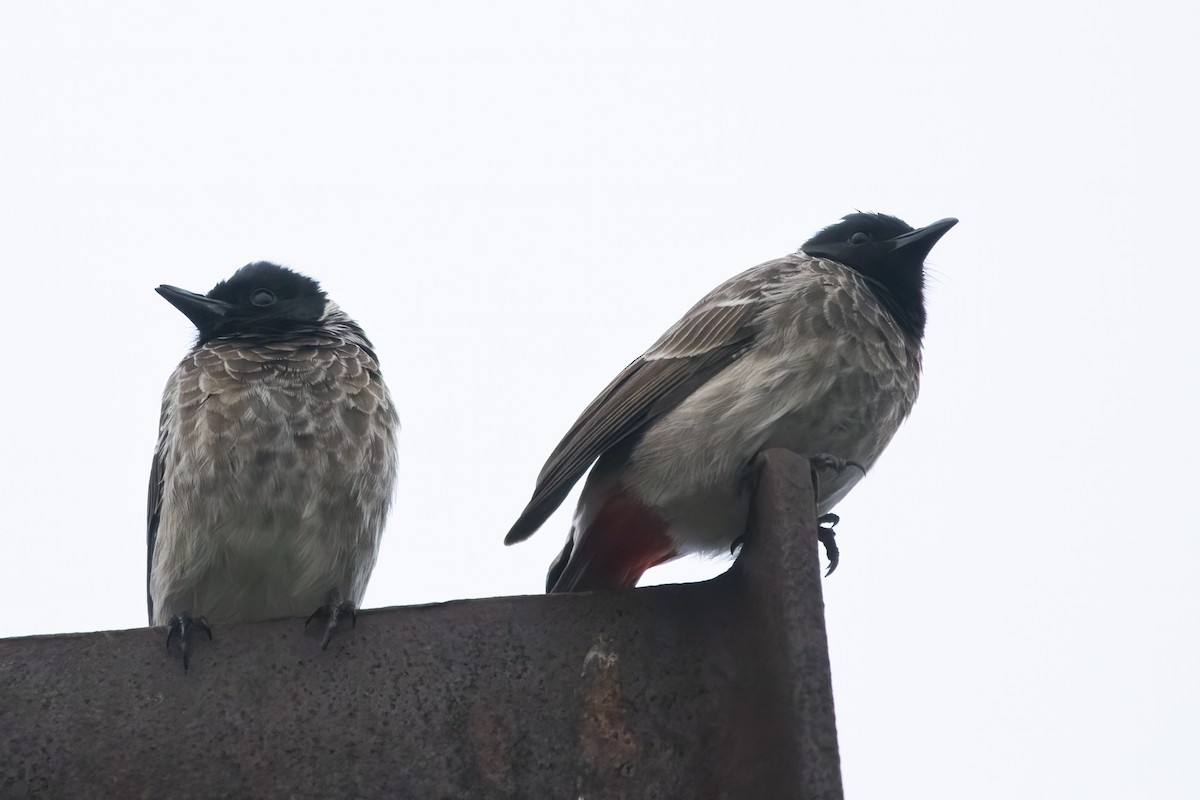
0, 450, 841, 799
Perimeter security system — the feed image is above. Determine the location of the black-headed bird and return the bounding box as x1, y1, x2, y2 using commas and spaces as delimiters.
505, 214, 956, 592
148, 262, 398, 669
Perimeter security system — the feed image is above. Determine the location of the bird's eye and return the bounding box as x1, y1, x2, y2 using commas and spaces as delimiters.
849, 232, 870, 245
250, 288, 276, 307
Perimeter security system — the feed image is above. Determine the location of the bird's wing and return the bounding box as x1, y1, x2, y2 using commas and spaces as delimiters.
146, 404, 169, 625
504, 255, 803, 544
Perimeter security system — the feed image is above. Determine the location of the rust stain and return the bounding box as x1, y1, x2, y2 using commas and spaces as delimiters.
579, 636, 638, 785
468, 699, 514, 788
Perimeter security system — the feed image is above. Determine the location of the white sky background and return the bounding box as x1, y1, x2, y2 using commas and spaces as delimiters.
1, 2, 1197, 796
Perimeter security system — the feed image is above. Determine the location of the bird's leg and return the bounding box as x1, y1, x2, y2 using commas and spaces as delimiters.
733, 507, 840, 573
165, 614, 212, 673
305, 590, 357, 650
817, 513, 840, 577
807, 454, 862, 577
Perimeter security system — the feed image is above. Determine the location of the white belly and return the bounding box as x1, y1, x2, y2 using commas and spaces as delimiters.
149, 384, 390, 625
624, 336, 915, 554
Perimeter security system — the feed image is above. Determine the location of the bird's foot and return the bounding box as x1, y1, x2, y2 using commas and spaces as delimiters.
808, 453, 865, 514
165, 614, 212, 673
305, 596, 357, 650
808, 453, 866, 481
817, 513, 840, 576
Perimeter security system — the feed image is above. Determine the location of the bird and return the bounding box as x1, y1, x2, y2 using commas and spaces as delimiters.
504, 213, 956, 593
147, 262, 399, 669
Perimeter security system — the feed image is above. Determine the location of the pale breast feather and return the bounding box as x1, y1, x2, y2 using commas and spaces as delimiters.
146, 330, 395, 624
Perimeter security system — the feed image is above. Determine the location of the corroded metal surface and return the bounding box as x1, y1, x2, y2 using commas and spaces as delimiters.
0, 450, 841, 799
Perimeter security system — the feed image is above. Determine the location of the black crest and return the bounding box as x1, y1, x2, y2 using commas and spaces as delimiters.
157, 262, 330, 345
208, 262, 326, 308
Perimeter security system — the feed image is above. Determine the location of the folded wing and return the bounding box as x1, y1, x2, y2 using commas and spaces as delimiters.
504, 255, 803, 544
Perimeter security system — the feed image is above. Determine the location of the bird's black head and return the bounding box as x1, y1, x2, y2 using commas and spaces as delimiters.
802, 213, 957, 341
156, 262, 329, 345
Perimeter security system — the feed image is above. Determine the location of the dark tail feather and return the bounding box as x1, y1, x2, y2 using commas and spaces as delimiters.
546, 533, 575, 593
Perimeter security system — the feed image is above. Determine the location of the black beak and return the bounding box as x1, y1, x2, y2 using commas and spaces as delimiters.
156, 285, 232, 329
886, 217, 958, 258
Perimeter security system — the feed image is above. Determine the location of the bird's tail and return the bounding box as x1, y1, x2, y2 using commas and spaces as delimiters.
545, 486, 678, 593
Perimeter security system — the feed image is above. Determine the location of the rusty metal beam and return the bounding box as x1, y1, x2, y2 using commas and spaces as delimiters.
0, 450, 842, 799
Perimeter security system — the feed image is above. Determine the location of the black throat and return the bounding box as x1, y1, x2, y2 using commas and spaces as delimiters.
800, 213, 933, 344
858, 270, 925, 343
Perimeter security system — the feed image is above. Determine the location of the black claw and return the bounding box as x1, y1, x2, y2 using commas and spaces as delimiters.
306, 597, 358, 650
817, 513, 840, 576
730, 536, 745, 555
807, 454, 859, 577
166, 614, 212, 673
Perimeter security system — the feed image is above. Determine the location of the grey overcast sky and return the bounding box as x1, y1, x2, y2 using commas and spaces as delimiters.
1, 2, 1197, 797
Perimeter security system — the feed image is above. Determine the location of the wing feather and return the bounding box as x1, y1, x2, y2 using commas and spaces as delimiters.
504, 255, 803, 544
146, 400, 170, 624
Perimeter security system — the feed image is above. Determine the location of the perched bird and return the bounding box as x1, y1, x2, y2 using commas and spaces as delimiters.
505, 213, 956, 592
148, 262, 399, 669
